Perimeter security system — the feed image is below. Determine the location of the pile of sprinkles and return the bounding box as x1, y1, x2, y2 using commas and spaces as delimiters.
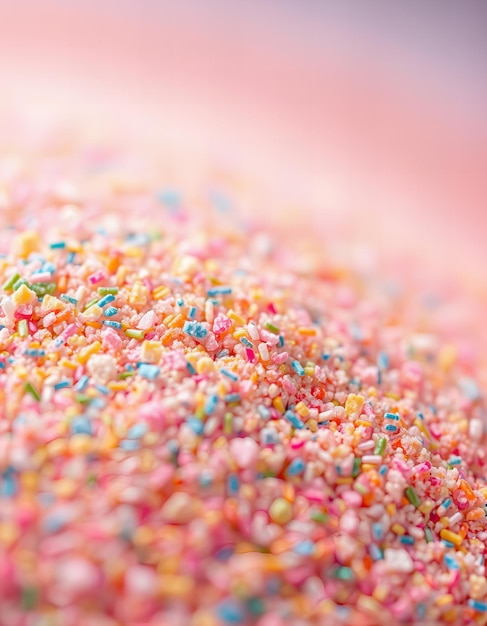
0, 158, 486, 626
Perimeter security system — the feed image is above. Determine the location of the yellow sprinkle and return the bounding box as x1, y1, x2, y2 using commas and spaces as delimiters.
45, 439, 67, 458
0, 522, 19, 546
107, 381, 128, 392
385, 392, 400, 400
13, 230, 41, 258
228, 310, 245, 325
298, 327, 317, 336
41, 294, 64, 312
336, 477, 353, 485
415, 419, 432, 440
418, 500, 435, 515
435, 594, 454, 607
439, 517, 450, 528
168, 313, 185, 329
53, 479, 77, 499
308, 419, 318, 432
295, 401, 310, 418
345, 394, 364, 417
367, 387, 378, 397
272, 396, 285, 414
391, 523, 406, 535
196, 356, 215, 375
304, 365, 315, 376
269, 497, 293, 524
153, 285, 170, 300
69, 434, 93, 455
440, 529, 463, 546
128, 281, 148, 307
355, 420, 372, 427
438, 345, 457, 372
232, 328, 248, 341
386, 503, 396, 517
77, 341, 101, 365
12, 283, 36, 306
116, 265, 128, 286
141, 340, 162, 364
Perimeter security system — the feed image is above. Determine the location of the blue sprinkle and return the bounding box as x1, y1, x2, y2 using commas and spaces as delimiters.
103, 320, 121, 329
186, 417, 204, 435
127, 423, 148, 439
119, 439, 140, 451
448, 456, 462, 465
126, 364, 135, 371
442, 498, 452, 509
278, 335, 285, 347
204, 394, 219, 415
400, 536, 415, 545
103, 306, 118, 317
284, 410, 304, 429
188, 306, 197, 318
95, 384, 110, 395
42, 514, 68, 533
225, 393, 241, 404
207, 286, 232, 297
442, 540, 455, 548
372, 523, 384, 540
216, 599, 244, 624
293, 539, 314, 556
67, 251, 76, 263
459, 377, 480, 401
199, 471, 213, 487
0, 362, 5, 369
217, 349, 229, 358
322, 353, 330, 360
183, 321, 208, 339
221, 368, 238, 382
49, 241, 66, 249
379, 464, 388, 475
74, 375, 89, 392
70, 417, 92, 435
227, 474, 239, 495
90, 397, 106, 410
139, 364, 160, 380
377, 352, 389, 369
291, 360, 305, 376
257, 405, 270, 420
60, 294, 78, 305
417, 604, 427, 619
384, 412, 400, 420
216, 546, 234, 561
157, 188, 181, 210
1, 469, 17, 498
42, 261, 57, 274
369, 545, 383, 561
97, 294, 116, 308
54, 380, 70, 390
261, 428, 279, 445
444, 554, 459, 570
177, 298, 184, 307
385, 424, 398, 432
287, 458, 306, 476
24, 349, 46, 357
240, 337, 253, 348
469, 599, 487, 613
167, 439, 179, 455
186, 361, 196, 375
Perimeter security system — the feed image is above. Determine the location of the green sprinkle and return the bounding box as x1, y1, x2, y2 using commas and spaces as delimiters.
30, 282, 56, 296
13, 278, 29, 291
18, 319, 28, 338
405, 486, 420, 508
3, 272, 21, 291
125, 329, 145, 340
25, 382, 41, 402
61, 294, 78, 305
310, 511, 329, 524
224, 412, 233, 434
98, 287, 119, 295
374, 436, 387, 456
119, 371, 135, 380
84, 297, 99, 311
87, 473, 97, 487
21, 586, 38, 611
333, 566, 354, 580
352, 456, 362, 477
76, 394, 91, 404
264, 322, 280, 334
425, 528, 433, 543
353, 483, 368, 495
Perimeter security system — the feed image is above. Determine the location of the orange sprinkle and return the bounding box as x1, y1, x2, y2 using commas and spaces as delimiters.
466, 508, 485, 521
297, 327, 317, 336
459, 479, 476, 501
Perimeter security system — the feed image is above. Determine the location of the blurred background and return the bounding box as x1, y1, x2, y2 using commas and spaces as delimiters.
0, 0, 486, 274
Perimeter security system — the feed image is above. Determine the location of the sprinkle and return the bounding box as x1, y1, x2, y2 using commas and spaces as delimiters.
225, 393, 241, 404
284, 410, 305, 429
468, 599, 487, 613
3, 272, 21, 291
60, 294, 78, 305
374, 436, 387, 455
138, 364, 160, 380
291, 360, 305, 376
183, 321, 208, 339
17, 319, 28, 338
385, 424, 398, 432
98, 287, 119, 295
24, 382, 40, 401
444, 554, 459, 570
204, 394, 219, 416
269, 497, 293, 524
54, 380, 71, 390
127, 423, 149, 439
49, 241, 66, 249
221, 368, 238, 381
258, 343, 270, 361
287, 458, 306, 476
103, 320, 121, 328
207, 286, 232, 297
97, 294, 116, 308
216, 599, 244, 624
186, 417, 204, 436
125, 329, 145, 340
440, 529, 463, 546
188, 306, 197, 318
74, 375, 89, 392
264, 322, 279, 334
405, 486, 420, 508
240, 337, 253, 349
257, 405, 270, 420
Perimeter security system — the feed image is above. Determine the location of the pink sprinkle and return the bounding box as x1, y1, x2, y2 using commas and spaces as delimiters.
342, 490, 362, 508
62, 323, 77, 339
143, 277, 153, 292
28, 321, 37, 333
213, 314, 232, 335
273, 351, 289, 364
88, 270, 106, 285
137, 310, 155, 330
260, 329, 280, 345
283, 377, 297, 395
30, 272, 52, 283
268, 302, 278, 314
43, 312, 57, 327
301, 489, 326, 504
245, 348, 256, 363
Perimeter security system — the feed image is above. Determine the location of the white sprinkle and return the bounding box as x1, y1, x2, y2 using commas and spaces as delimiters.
361, 455, 382, 465
247, 322, 260, 341
449, 512, 463, 527
469, 418, 483, 441
258, 342, 270, 361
